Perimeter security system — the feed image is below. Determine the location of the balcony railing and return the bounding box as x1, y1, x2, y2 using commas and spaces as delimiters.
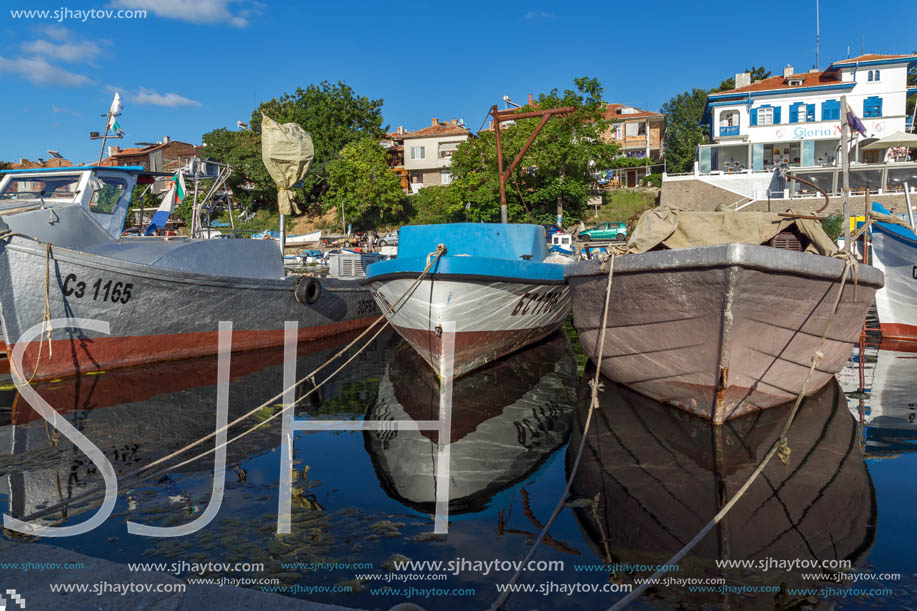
719, 125, 740, 137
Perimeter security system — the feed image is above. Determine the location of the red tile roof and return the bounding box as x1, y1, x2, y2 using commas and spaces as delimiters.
831, 53, 917, 65
604, 104, 663, 121
402, 122, 471, 139
723, 70, 842, 95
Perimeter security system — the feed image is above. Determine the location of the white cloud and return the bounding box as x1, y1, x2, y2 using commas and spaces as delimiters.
41, 25, 71, 41
52, 105, 81, 116
0, 55, 91, 86
133, 88, 201, 107
109, 0, 257, 27
21, 38, 102, 63
106, 85, 201, 108
524, 11, 555, 19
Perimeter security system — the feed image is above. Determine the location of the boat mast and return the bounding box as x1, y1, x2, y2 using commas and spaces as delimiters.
840, 95, 851, 252
490, 105, 576, 224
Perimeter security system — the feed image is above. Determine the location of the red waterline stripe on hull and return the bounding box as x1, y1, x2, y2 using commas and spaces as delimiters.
879, 322, 917, 343
395, 322, 562, 378
11, 329, 365, 426
5, 316, 378, 383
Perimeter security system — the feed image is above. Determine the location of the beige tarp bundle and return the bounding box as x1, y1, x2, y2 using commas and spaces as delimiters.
626, 207, 837, 256
260, 113, 314, 215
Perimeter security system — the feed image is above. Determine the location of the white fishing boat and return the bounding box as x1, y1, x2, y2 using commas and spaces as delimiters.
364, 223, 570, 378
867, 202, 917, 342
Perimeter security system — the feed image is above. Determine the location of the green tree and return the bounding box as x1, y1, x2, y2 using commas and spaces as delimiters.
661, 88, 710, 174
201, 80, 386, 216
447, 77, 618, 225
324, 138, 405, 230
252, 81, 386, 214
712, 66, 772, 92
0, 161, 11, 170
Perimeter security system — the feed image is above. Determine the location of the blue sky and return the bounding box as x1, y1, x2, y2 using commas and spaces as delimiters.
0, 0, 914, 164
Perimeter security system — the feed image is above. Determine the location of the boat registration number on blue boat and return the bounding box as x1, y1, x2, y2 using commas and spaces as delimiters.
510, 290, 564, 317
62, 273, 134, 304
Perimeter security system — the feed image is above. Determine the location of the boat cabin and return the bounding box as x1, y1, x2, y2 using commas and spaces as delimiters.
0, 166, 286, 280
0, 166, 142, 241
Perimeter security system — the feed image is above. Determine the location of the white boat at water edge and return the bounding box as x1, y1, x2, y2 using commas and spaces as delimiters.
867, 202, 917, 343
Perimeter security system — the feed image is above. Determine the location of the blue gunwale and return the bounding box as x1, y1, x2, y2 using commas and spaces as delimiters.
365, 222, 566, 284
868, 202, 917, 249
0, 165, 145, 175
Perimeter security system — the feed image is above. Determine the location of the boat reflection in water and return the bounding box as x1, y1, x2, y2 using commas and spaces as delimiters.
841, 341, 917, 457
568, 370, 876, 608
364, 331, 577, 514
0, 329, 392, 527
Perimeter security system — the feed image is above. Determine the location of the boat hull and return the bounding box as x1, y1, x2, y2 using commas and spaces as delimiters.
565, 243, 884, 424
368, 277, 570, 378
869, 221, 917, 342
0, 238, 379, 381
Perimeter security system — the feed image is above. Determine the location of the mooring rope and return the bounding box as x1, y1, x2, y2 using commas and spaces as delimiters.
14, 245, 448, 524
606, 255, 856, 611
9, 241, 55, 385
491, 252, 616, 611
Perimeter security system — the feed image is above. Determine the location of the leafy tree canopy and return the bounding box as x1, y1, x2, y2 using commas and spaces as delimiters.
661, 88, 709, 174
712, 66, 772, 93
324, 138, 406, 230
200, 80, 386, 216
447, 77, 619, 224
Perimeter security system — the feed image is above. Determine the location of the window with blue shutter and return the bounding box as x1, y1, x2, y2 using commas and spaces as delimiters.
789, 102, 803, 123
864, 96, 882, 117
875, 69, 880, 81
868, 70, 873, 82
773, 106, 781, 124
806, 104, 815, 122
750, 108, 758, 126
822, 99, 840, 121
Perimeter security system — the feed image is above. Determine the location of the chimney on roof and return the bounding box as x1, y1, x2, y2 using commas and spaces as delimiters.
734, 72, 751, 89
808, 68, 819, 73
783, 65, 794, 78
450, 118, 457, 125
19, 158, 26, 165
397, 125, 404, 135
528, 93, 534, 106
431, 117, 439, 127
163, 136, 170, 144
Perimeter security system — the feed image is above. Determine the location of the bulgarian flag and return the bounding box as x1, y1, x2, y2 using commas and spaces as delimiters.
144, 172, 187, 235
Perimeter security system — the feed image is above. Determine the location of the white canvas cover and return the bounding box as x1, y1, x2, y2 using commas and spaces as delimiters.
260, 113, 315, 215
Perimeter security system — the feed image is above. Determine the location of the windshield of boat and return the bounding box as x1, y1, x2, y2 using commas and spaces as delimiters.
0, 174, 81, 204
88, 176, 128, 214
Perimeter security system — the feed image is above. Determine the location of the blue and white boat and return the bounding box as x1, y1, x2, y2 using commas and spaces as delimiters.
867, 202, 917, 342
364, 223, 571, 378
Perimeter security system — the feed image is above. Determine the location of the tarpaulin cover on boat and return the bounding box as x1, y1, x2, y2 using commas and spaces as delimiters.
626, 207, 838, 255
260, 113, 314, 215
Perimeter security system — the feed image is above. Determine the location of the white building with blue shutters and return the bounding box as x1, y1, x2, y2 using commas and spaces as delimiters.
694, 53, 916, 175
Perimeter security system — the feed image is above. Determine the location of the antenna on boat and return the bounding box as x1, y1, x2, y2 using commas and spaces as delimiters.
91, 92, 124, 165
840, 95, 851, 252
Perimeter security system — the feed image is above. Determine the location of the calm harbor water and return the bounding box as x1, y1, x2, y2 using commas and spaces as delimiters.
0, 325, 914, 610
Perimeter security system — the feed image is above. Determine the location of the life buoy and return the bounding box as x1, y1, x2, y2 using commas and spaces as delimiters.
294, 276, 321, 305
